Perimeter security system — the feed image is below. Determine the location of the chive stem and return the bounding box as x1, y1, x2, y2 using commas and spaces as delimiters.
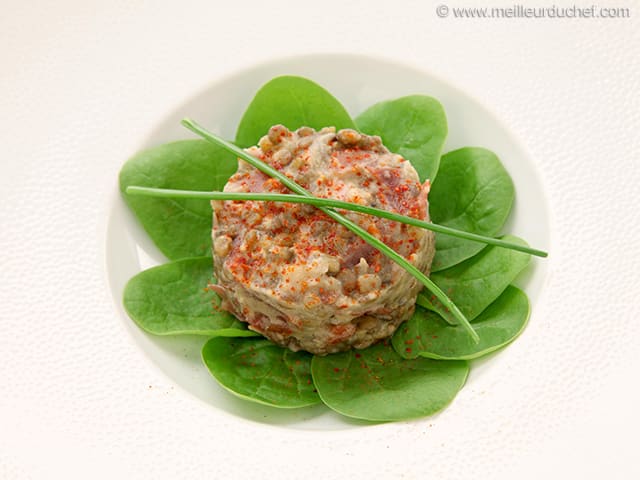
126, 186, 547, 258
180, 118, 480, 343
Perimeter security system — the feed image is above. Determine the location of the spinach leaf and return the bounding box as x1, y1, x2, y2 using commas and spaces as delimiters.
202, 337, 321, 408
429, 147, 514, 271
393, 286, 529, 360
235, 76, 356, 147
355, 95, 447, 183
123, 257, 256, 336
418, 235, 531, 324
119, 140, 237, 260
311, 342, 468, 421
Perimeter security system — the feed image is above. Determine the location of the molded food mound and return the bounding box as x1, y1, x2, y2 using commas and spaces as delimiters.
108, 55, 549, 427
212, 125, 434, 355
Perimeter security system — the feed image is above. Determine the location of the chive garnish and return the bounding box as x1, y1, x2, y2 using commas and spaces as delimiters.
126, 186, 548, 258
180, 119, 480, 343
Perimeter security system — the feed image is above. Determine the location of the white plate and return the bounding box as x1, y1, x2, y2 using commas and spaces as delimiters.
106, 54, 550, 429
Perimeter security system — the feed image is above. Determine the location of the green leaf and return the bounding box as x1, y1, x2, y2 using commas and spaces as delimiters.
235, 76, 356, 147
311, 342, 468, 421
202, 337, 321, 408
393, 286, 530, 360
123, 257, 254, 336
119, 140, 237, 260
429, 147, 515, 271
417, 235, 531, 324
355, 95, 447, 183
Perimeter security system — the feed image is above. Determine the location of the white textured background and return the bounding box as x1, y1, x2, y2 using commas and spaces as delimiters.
1, 1, 639, 478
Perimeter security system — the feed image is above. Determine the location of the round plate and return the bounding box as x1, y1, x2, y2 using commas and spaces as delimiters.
106, 54, 550, 429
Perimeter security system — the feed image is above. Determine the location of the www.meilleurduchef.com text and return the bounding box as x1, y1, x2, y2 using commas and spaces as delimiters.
435, 4, 631, 19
